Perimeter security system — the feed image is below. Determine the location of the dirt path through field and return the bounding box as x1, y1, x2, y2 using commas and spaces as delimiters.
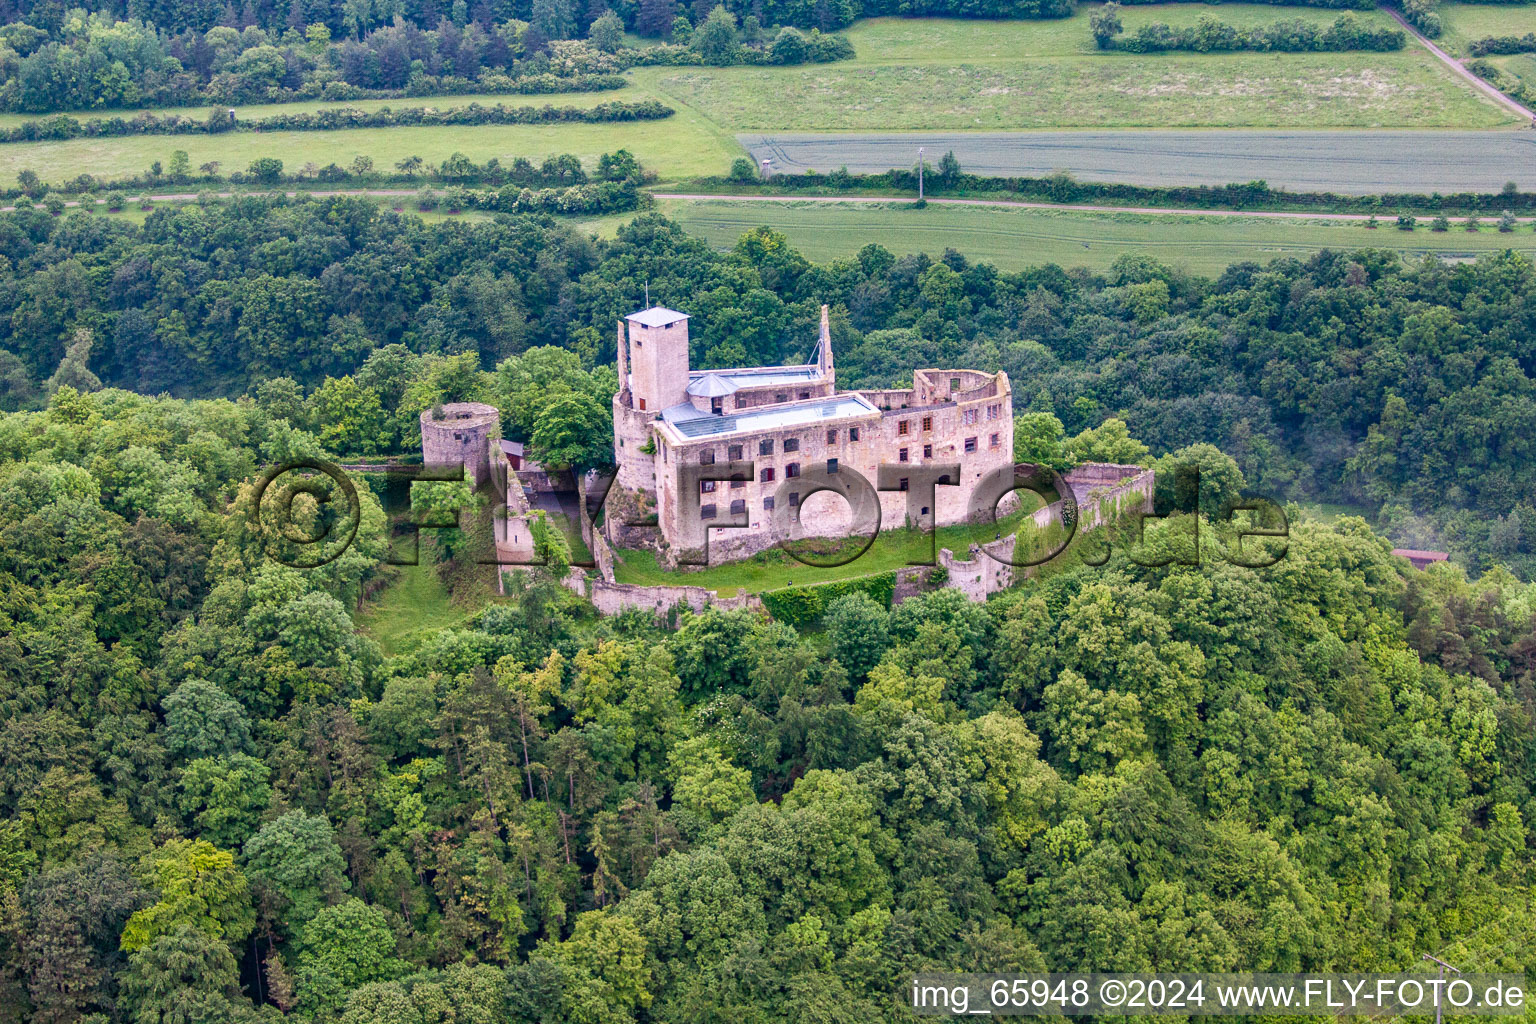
1381, 4, 1534, 120
20, 188, 1536, 225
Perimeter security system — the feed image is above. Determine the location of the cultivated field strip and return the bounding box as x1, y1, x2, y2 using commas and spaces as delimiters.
743, 129, 1536, 194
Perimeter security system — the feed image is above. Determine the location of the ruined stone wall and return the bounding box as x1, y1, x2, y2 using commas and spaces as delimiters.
1066, 465, 1155, 531
923, 464, 1156, 604
869, 373, 1014, 530
890, 566, 933, 604
516, 469, 576, 494
860, 388, 917, 410
729, 378, 834, 410
612, 396, 658, 494
558, 571, 762, 617
586, 513, 617, 583
937, 534, 1017, 602
913, 368, 999, 406
1065, 462, 1148, 491
494, 469, 536, 567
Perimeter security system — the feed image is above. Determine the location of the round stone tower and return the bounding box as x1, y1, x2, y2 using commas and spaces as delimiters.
420, 402, 500, 489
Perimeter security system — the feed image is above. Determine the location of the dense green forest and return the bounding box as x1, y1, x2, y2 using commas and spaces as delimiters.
0, 372, 1532, 1020
0, 7, 847, 113
2, 198, 1536, 572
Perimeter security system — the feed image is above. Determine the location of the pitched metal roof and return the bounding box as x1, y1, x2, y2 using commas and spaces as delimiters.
686, 373, 739, 397
626, 306, 689, 328
664, 395, 878, 440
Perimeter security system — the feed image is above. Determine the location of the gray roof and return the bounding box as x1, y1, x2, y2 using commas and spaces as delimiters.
626, 306, 689, 328
499, 439, 525, 456
688, 365, 823, 389
686, 373, 739, 397
660, 402, 710, 424
664, 395, 878, 440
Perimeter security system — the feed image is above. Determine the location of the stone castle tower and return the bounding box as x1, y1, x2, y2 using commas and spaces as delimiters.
419, 402, 499, 489
613, 307, 692, 494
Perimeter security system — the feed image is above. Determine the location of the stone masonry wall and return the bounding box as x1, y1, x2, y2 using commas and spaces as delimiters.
652, 372, 1014, 566
559, 571, 762, 617
574, 464, 1155, 617
420, 402, 498, 490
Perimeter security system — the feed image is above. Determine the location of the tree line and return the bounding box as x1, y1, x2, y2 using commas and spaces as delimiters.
1090, 6, 1403, 52
12, 146, 636, 200
0, 3, 854, 114
1470, 33, 1536, 56
723, 157, 1536, 216
1467, 58, 1536, 110
1111, 0, 1372, 8
4, 200, 1536, 575
0, 95, 670, 143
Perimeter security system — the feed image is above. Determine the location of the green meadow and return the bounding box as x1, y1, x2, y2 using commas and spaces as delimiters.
608, 199, 1536, 275
0, 8, 1514, 187
1434, 1, 1536, 55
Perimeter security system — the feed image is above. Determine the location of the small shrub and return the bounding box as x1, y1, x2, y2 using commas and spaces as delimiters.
729, 157, 757, 182
1431, 215, 1449, 232
1396, 215, 1416, 231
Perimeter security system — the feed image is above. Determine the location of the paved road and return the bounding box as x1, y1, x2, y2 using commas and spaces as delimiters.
743, 130, 1536, 195
1382, 4, 1533, 121
655, 192, 1536, 222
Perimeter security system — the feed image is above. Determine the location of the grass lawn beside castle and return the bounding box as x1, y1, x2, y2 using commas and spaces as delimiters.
610, 508, 1039, 597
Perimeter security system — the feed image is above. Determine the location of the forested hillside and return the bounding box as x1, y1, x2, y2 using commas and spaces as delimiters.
2, 199, 1535, 572
0, 379, 1532, 1021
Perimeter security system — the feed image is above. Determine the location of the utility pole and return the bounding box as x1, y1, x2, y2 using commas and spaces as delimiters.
1422, 952, 1460, 1024
917, 146, 925, 200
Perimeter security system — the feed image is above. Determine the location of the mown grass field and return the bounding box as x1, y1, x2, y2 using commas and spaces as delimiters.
640, 7, 1511, 132
0, 8, 1515, 187
0, 87, 629, 129
647, 52, 1507, 131
1434, 2, 1536, 55
0, 114, 740, 187
840, 5, 1405, 60
622, 198, 1536, 274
